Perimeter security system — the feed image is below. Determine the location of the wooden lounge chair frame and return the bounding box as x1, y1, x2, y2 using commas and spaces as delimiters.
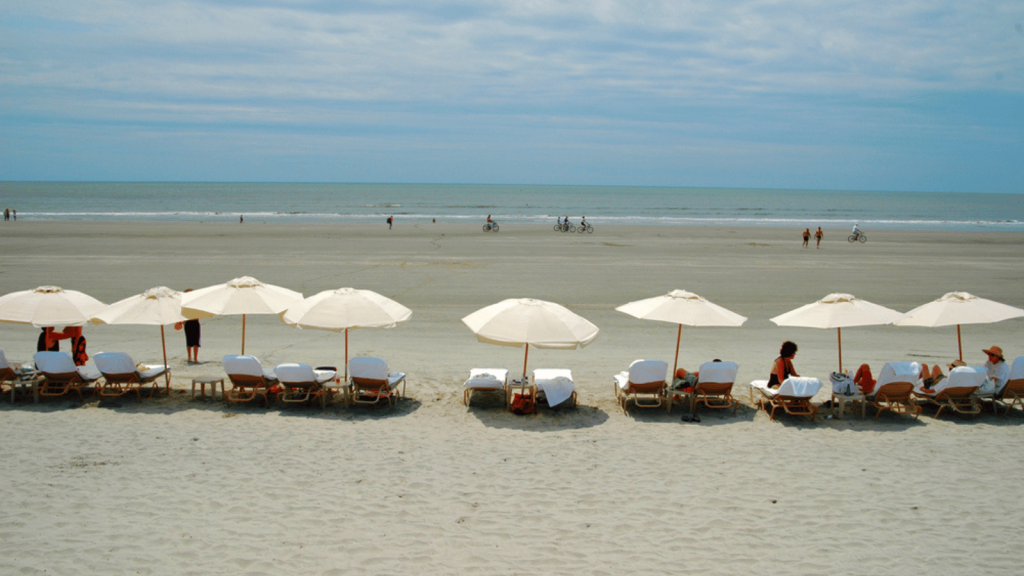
615, 379, 668, 413
97, 370, 157, 401
38, 370, 94, 400
463, 369, 509, 409
765, 394, 818, 421
225, 373, 275, 407
351, 375, 405, 407
916, 386, 982, 418
692, 381, 738, 415
0, 364, 17, 402
275, 364, 334, 408
869, 382, 921, 420
992, 378, 1024, 415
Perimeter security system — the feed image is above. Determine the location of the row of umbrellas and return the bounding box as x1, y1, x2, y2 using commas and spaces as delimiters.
1, 281, 1022, 384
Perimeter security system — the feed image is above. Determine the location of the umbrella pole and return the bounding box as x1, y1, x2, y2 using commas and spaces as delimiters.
956, 324, 962, 361
344, 328, 349, 381
522, 343, 530, 383
837, 327, 842, 373
241, 314, 246, 355
672, 324, 682, 381
160, 325, 170, 394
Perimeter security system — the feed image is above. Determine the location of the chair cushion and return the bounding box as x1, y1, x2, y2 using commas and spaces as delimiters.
34, 352, 77, 374
697, 361, 738, 384
94, 352, 137, 375
465, 369, 508, 389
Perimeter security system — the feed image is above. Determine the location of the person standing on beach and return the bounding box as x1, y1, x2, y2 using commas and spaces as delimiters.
239, 215, 244, 223
387, 215, 393, 229
174, 289, 201, 363
802, 228, 810, 248
814, 227, 823, 249
4, 209, 8, 221
11, 209, 15, 221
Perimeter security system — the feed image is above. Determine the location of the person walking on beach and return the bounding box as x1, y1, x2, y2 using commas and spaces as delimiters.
11, 209, 15, 221
814, 227, 823, 249
239, 215, 244, 223
387, 215, 393, 229
4, 209, 8, 221
802, 228, 810, 248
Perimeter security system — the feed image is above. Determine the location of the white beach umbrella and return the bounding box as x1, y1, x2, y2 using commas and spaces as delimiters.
893, 291, 1024, 361
89, 286, 187, 389
181, 276, 303, 354
281, 287, 412, 379
616, 289, 747, 380
0, 285, 107, 327
770, 293, 904, 372
461, 298, 600, 381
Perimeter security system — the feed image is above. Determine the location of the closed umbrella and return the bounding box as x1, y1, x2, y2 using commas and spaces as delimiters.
0, 285, 107, 327
893, 292, 1024, 361
281, 287, 412, 380
770, 293, 903, 372
180, 276, 303, 354
616, 289, 747, 380
89, 286, 186, 390
461, 298, 600, 382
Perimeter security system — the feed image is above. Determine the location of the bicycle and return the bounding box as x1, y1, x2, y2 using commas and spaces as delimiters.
847, 232, 867, 243
576, 223, 593, 234
483, 221, 499, 233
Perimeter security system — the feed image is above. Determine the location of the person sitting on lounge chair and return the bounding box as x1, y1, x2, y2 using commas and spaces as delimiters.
920, 359, 967, 389
853, 363, 876, 394
768, 341, 799, 388
675, 359, 725, 388
983, 346, 1010, 393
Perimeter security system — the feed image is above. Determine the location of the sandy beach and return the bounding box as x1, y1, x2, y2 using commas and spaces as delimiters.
2, 221, 1024, 575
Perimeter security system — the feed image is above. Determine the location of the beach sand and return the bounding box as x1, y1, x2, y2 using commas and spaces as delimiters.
2, 221, 1024, 574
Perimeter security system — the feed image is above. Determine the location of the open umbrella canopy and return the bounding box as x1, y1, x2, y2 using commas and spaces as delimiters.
616, 289, 746, 378
893, 291, 1024, 360
770, 293, 903, 329
616, 289, 747, 327
770, 293, 903, 372
181, 276, 303, 354
181, 276, 302, 319
462, 298, 599, 350
0, 285, 107, 327
281, 287, 412, 380
281, 287, 411, 331
462, 298, 600, 381
89, 286, 185, 389
90, 286, 187, 326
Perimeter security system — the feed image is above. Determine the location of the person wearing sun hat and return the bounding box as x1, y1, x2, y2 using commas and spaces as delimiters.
983, 345, 1010, 393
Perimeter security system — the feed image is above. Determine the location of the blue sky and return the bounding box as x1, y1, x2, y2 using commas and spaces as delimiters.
1, 1, 1022, 192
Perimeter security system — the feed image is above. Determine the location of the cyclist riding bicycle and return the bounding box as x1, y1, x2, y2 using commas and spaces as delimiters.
851, 223, 861, 240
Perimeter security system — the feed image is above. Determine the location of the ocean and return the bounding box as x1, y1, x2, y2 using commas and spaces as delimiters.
1, 182, 1022, 231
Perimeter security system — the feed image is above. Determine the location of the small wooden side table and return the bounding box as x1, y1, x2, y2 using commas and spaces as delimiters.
191, 377, 224, 400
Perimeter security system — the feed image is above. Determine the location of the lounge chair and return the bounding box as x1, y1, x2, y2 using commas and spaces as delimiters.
274, 363, 336, 408
613, 359, 669, 413
913, 365, 985, 418
692, 361, 739, 416
463, 368, 509, 408
349, 357, 406, 407
222, 355, 278, 407
533, 368, 577, 409
0, 350, 19, 401
93, 352, 170, 400
974, 354, 1024, 412
749, 377, 822, 421
33, 351, 102, 400
867, 362, 922, 420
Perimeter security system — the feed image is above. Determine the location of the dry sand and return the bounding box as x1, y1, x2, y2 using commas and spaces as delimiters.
2, 221, 1024, 575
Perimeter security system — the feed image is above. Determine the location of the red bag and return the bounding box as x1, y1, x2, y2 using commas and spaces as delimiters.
510, 393, 535, 415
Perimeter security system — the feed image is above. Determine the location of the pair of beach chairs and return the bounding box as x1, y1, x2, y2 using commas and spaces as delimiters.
221, 355, 405, 408
462, 368, 578, 411
911, 358, 1024, 418
29, 351, 170, 401
612, 359, 740, 416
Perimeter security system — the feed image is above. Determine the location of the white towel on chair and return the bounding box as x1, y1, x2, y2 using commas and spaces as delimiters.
538, 376, 574, 407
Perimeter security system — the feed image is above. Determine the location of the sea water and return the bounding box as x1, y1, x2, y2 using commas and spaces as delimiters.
1, 182, 1022, 231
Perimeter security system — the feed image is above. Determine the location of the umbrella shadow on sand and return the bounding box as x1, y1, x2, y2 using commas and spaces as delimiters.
465, 398, 610, 431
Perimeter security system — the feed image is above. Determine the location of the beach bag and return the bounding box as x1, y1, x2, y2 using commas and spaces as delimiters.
510, 393, 535, 415
829, 371, 854, 395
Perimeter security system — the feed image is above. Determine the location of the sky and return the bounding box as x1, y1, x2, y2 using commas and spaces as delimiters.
1, 1, 1022, 192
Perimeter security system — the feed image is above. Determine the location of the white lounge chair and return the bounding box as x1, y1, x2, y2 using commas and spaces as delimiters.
750, 377, 822, 421
223, 355, 278, 407
867, 362, 922, 420
613, 359, 669, 413
93, 352, 170, 400
274, 363, 336, 408
34, 351, 102, 400
989, 356, 1024, 415
692, 361, 739, 416
0, 350, 19, 402
533, 368, 576, 408
349, 357, 406, 407
463, 368, 509, 408
914, 365, 985, 418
